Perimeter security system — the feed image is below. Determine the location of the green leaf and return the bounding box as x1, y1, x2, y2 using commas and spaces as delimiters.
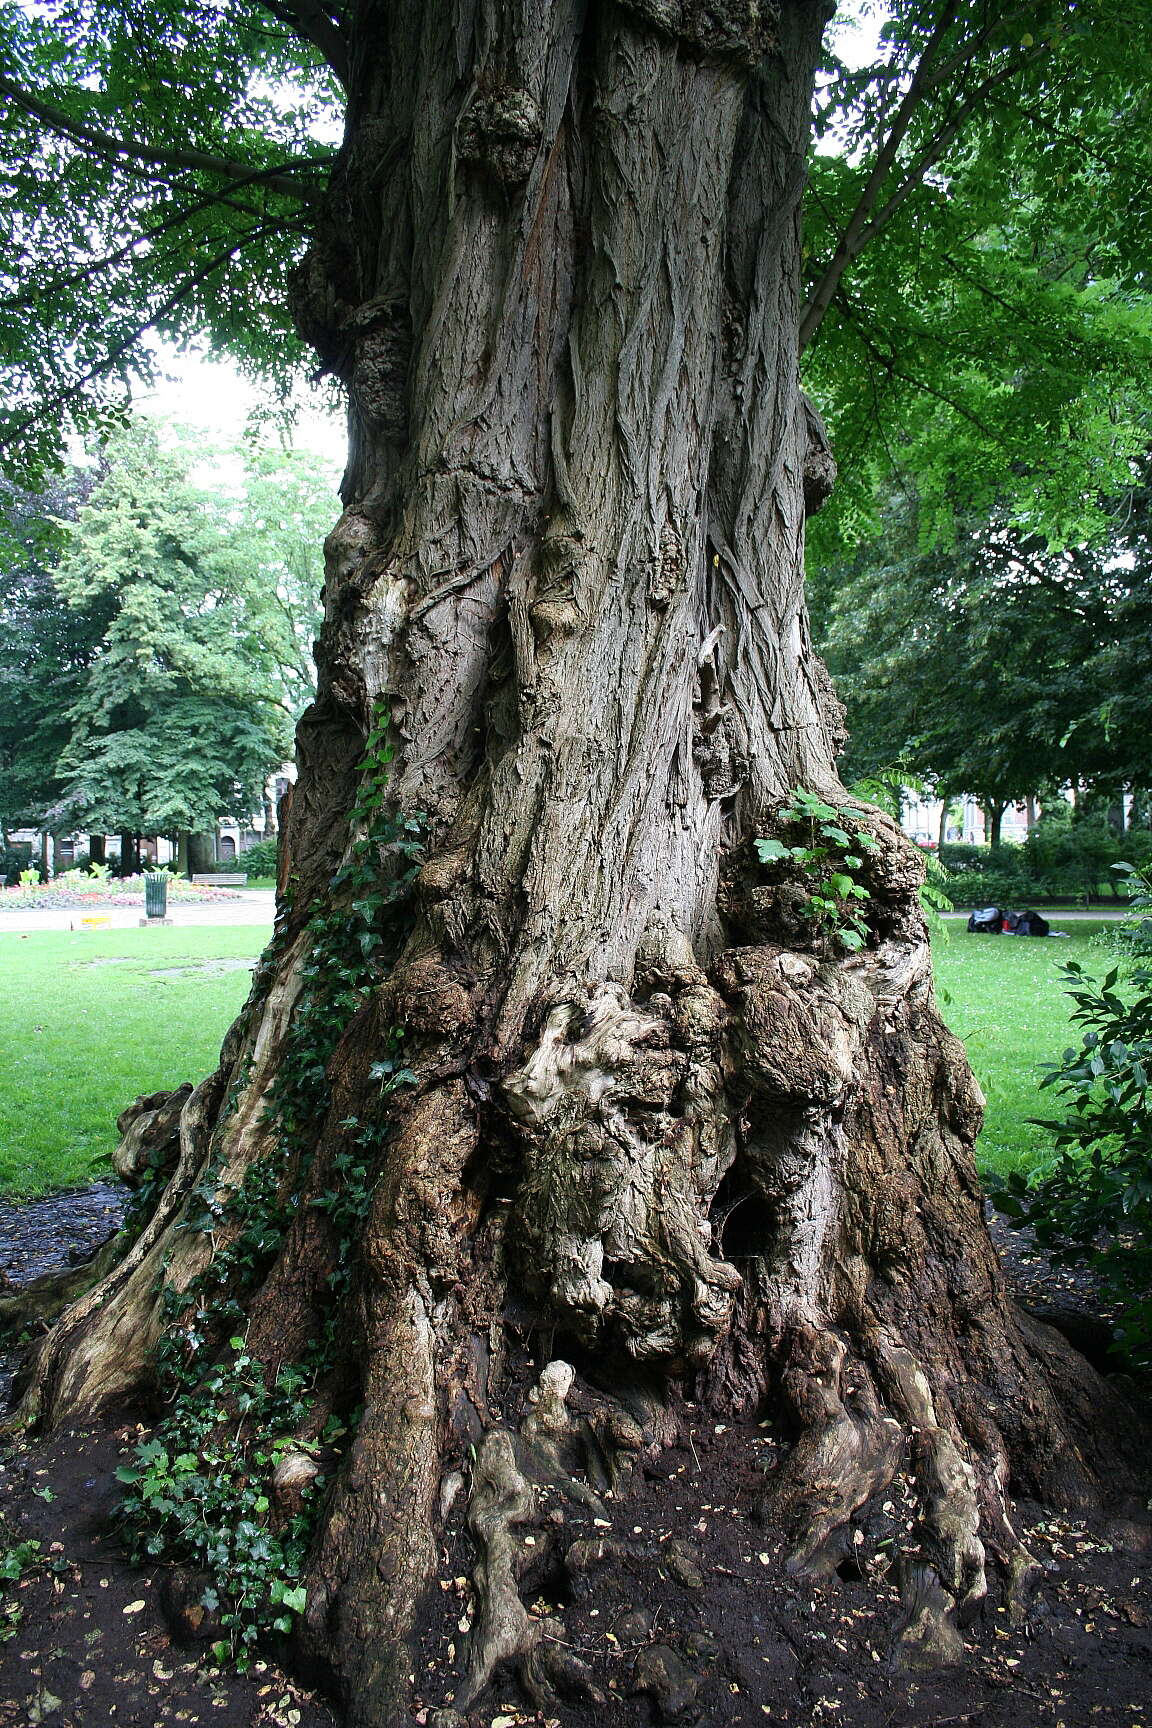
755, 838, 789, 863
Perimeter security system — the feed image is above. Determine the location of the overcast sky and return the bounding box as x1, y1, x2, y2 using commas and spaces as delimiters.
137, 347, 344, 469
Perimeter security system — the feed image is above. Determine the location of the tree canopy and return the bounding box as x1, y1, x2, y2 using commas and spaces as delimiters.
805, 0, 1152, 551
0, 0, 339, 480
0, 466, 101, 839
0, 422, 334, 840
808, 479, 1152, 823
3, 0, 1152, 552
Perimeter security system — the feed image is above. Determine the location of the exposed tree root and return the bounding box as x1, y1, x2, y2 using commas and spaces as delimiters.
6, 906, 1146, 1728
456, 1429, 540, 1709
768, 1327, 904, 1581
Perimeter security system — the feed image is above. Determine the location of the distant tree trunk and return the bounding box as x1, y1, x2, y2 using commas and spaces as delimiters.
187, 831, 216, 875
983, 799, 1007, 848
88, 832, 106, 865
175, 830, 190, 877
117, 830, 141, 874
14, 6, 1137, 1724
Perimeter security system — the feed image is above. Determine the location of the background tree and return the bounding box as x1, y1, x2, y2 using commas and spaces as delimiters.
3, 424, 333, 867
3, 5, 1149, 1726
52, 424, 291, 863
808, 482, 1152, 842
225, 444, 334, 724
804, 1, 1152, 554
0, 469, 105, 866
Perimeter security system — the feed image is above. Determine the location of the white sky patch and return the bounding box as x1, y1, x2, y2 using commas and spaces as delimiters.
828, 1, 888, 72
137, 344, 346, 471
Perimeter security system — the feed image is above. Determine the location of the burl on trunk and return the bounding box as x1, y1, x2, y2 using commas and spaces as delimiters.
7, 4, 1143, 1725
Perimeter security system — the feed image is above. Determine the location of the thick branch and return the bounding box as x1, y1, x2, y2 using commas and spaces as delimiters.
0, 74, 327, 204
799, 16, 1044, 351
258, 0, 350, 91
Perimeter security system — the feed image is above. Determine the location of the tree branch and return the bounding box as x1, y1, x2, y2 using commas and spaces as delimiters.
799, 1, 962, 350
0, 74, 328, 205
0, 227, 286, 459
838, 301, 1005, 446
842, 46, 1048, 264
0, 193, 306, 312
799, 10, 1045, 351
257, 0, 350, 91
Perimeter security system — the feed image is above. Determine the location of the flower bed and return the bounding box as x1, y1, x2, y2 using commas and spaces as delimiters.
1, 872, 244, 910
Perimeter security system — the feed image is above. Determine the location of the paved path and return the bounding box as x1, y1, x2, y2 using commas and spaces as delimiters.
0, 895, 1129, 939
941, 907, 1128, 921
0, 890, 276, 936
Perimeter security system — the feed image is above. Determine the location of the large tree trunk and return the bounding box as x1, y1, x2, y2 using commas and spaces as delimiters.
187, 830, 217, 875
10, 5, 1141, 1725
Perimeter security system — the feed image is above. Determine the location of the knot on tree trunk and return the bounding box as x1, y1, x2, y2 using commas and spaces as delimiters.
617, 0, 781, 63
503, 981, 740, 1363
112, 1083, 194, 1187
457, 84, 543, 186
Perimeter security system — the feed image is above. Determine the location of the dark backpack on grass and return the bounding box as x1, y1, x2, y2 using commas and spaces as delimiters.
967, 906, 1003, 933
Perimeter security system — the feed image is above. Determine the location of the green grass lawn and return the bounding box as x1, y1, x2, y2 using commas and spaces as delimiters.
933, 919, 1113, 1181
0, 925, 269, 1196
0, 915, 1117, 1202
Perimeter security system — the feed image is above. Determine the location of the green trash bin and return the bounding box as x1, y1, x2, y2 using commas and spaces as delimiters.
144, 871, 169, 920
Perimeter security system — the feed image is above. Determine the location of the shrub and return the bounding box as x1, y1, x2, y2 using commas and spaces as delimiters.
989, 956, 1152, 1369
939, 841, 1009, 875
239, 836, 279, 878
1101, 859, 1152, 965
1022, 815, 1145, 901
941, 822, 1152, 905
0, 844, 35, 887
947, 867, 1033, 909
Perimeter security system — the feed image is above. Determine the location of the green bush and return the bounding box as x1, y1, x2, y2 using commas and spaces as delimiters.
1022, 814, 1152, 900
239, 836, 279, 877
938, 841, 1014, 875
947, 868, 1034, 909
989, 956, 1152, 1369
941, 821, 1152, 905
1102, 859, 1152, 965
0, 843, 35, 887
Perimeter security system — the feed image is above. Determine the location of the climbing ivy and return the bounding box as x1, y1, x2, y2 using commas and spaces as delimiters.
118, 705, 424, 1664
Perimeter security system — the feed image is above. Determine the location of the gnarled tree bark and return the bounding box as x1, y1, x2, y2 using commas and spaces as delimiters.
9, 4, 1143, 1725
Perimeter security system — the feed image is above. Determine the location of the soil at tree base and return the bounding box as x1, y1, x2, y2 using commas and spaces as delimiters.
0, 1195, 1149, 1728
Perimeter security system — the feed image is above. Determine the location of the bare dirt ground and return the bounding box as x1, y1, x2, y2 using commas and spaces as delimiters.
1, 1189, 1148, 1728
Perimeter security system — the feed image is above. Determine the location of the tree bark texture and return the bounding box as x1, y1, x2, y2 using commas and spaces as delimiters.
10, 5, 1143, 1725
